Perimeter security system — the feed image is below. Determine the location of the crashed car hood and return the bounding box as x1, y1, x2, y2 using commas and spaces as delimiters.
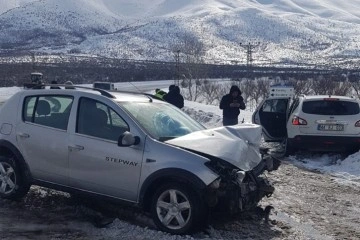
166, 123, 262, 171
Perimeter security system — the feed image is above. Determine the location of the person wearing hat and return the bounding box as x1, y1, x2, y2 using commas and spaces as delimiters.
164, 85, 184, 109
219, 85, 246, 126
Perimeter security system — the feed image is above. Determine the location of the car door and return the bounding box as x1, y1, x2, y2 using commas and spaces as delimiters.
16, 94, 74, 184
252, 98, 290, 142
68, 97, 144, 202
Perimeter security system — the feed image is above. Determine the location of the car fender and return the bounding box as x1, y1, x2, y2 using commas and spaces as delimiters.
139, 167, 209, 209
0, 139, 32, 182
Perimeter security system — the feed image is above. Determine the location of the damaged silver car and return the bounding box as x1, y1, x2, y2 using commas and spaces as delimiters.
0, 85, 279, 234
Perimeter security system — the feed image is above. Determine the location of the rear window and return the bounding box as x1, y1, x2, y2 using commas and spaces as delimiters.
302, 100, 360, 115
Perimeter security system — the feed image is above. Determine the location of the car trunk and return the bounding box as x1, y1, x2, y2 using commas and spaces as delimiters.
299, 99, 360, 135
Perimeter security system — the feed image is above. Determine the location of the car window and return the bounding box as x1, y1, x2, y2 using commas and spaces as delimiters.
77, 97, 129, 141
262, 99, 287, 113
302, 100, 360, 115
23, 95, 73, 130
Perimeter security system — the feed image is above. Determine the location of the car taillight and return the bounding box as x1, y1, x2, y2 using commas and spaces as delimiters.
292, 116, 307, 125
355, 120, 360, 127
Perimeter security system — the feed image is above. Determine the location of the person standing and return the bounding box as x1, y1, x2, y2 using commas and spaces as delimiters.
219, 85, 246, 126
164, 85, 184, 109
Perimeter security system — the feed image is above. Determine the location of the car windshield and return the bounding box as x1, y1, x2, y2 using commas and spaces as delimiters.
302, 100, 360, 115
119, 102, 205, 141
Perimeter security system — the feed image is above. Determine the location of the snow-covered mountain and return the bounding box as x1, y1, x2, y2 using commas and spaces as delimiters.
1, 0, 360, 67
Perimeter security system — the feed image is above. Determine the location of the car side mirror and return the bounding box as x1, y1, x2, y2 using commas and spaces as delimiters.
118, 131, 140, 147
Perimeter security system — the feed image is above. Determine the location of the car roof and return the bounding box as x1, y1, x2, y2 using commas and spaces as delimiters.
20, 85, 162, 103
300, 95, 357, 101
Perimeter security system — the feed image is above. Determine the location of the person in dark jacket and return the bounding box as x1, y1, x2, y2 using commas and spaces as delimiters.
219, 85, 246, 126
168, 84, 176, 92
50, 80, 61, 89
164, 85, 184, 109
154, 88, 167, 100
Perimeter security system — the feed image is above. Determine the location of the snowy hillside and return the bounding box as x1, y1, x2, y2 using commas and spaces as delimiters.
1, 0, 360, 67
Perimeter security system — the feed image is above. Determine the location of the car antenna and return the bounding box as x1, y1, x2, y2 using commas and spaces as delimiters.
128, 82, 141, 92
128, 82, 152, 102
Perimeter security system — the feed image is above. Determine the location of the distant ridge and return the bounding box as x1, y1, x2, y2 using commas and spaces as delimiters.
1, 0, 360, 67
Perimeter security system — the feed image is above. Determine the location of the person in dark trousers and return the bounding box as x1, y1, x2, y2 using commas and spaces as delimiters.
164, 85, 184, 109
219, 85, 246, 126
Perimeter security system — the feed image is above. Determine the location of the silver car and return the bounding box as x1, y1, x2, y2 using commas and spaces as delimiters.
0, 85, 277, 234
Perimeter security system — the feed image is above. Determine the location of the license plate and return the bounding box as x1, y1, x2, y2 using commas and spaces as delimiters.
318, 124, 344, 131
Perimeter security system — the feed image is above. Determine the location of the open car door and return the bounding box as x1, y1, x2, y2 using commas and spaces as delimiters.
252, 98, 290, 142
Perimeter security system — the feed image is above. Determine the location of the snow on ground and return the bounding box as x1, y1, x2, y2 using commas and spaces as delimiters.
288, 151, 360, 186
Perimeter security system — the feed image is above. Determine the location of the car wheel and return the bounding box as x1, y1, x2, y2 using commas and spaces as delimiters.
284, 138, 296, 157
150, 183, 204, 234
0, 156, 30, 200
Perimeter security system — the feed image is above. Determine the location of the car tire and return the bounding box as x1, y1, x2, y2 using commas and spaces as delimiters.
0, 156, 30, 200
150, 182, 205, 234
284, 138, 296, 157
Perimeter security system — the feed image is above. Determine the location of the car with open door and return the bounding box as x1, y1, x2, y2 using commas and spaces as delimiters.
253, 92, 360, 155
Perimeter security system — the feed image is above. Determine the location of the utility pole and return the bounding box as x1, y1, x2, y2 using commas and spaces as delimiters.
174, 50, 180, 85
31, 52, 36, 70
240, 42, 260, 67
239, 42, 260, 79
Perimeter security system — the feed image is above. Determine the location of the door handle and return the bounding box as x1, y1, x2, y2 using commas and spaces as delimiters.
68, 145, 84, 151
17, 133, 30, 138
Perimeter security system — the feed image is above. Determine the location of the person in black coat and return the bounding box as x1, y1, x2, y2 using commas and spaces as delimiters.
219, 85, 246, 126
164, 85, 184, 109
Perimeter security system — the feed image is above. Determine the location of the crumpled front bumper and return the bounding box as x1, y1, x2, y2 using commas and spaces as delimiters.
205, 153, 279, 214
253, 152, 281, 176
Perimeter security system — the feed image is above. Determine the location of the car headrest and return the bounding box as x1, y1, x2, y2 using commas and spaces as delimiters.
36, 100, 51, 116
93, 108, 108, 126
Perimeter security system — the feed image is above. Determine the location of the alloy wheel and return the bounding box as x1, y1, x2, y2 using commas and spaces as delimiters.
156, 189, 192, 230
0, 162, 16, 195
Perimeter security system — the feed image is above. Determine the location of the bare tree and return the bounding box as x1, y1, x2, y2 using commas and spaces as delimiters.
285, 78, 314, 96
199, 80, 221, 105
239, 78, 253, 105
312, 75, 336, 95
172, 33, 207, 101
257, 78, 271, 102
332, 81, 351, 96
249, 85, 262, 110
239, 79, 257, 111
349, 74, 360, 98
